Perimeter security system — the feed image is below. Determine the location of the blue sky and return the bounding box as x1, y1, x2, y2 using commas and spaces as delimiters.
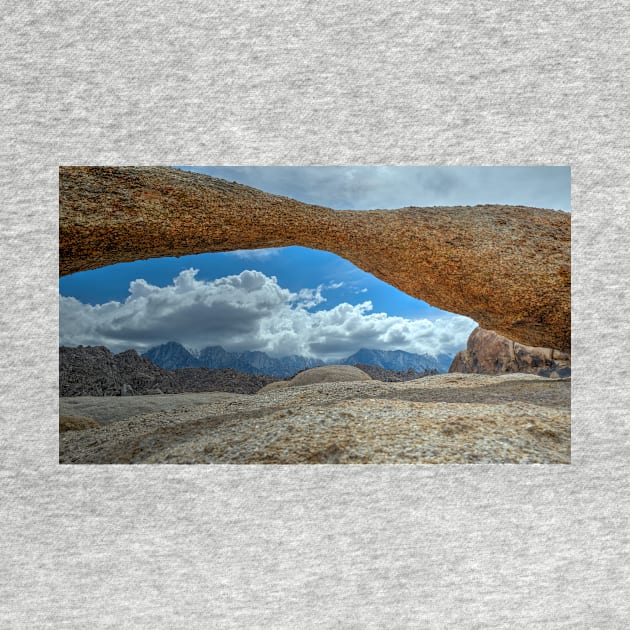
59, 166, 570, 360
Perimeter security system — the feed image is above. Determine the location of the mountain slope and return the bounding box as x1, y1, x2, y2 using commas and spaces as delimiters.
341, 348, 452, 373
145, 343, 324, 377
144, 341, 201, 369
237, 350, 324, 377
143, 342, 454, 376
60, 346, 183, 396
353, 363, 439, 382
60, 346, 281, 396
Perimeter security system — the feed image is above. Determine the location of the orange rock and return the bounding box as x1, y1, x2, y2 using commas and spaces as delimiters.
449, 327, 570, 377
59, 167, 570, 352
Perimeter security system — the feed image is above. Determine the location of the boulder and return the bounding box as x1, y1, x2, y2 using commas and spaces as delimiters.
449, 327, 571, 377
59, 345, 183, 396
258, 365, 372, 392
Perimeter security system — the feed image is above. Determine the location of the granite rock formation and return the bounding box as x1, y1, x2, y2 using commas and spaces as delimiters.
60, 346, 183, 396
258, 365, 372, 392
59, 167, 570, 352
60, 392, 253, 427
449, 327, 571, 377
60, 346, 280, 396
354, 363, 439, 382
59, 373, 571, 464
171, 367, 278, 394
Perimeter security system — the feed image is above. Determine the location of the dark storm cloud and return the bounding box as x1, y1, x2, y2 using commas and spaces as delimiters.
178, 166, 570, 211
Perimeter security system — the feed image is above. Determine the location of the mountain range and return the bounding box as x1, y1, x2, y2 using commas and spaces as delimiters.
341, 347, 453, 374
60, 346, 442, 397
143, 342, 454, 377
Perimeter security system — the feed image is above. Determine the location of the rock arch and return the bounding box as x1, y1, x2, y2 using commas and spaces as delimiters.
59, 166, 570, 352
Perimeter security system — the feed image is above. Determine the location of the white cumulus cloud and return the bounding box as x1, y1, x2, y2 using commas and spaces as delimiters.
60, 269, 476, 360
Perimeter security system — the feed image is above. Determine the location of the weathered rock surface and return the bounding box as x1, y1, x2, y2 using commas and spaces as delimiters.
59, 167, 570, 351
450, 327, 571, 377
259, 365, 372, 392
59, 415, 101, 432
354, 363, 439, 382
59, 373, 571, 464
121, 384, 135, 396
60, 346, 184, 396
60, 346, 280, 396
172, 367, 278, 394
60, 391, 252, 426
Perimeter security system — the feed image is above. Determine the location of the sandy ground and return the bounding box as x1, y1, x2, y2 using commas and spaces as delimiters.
60, 391, 251, 425
60, 373, 570, 465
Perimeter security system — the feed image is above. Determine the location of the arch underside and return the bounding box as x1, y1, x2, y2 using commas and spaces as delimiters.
59, 166, 571, 353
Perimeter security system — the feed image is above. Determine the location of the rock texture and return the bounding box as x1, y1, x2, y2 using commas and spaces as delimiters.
449, 327, 571, 377
59, 373, 571, 464
60, 392, 252, 426
171, 367, 278, 394
60, 346, 280, 396
354, 363, 439, 382
60, 346, 183, 396
59, 415, 101, 432
59, 167, 570, 352
258, 365, 372, 392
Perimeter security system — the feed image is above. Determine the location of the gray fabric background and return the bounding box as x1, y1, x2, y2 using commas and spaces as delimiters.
1, 1, 628, 627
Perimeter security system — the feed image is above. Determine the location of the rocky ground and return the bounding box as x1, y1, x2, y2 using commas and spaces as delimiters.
59, 391, 251, 426
60, 346, 280, 396
353, 362, 439, 382
60, 373, 570, 465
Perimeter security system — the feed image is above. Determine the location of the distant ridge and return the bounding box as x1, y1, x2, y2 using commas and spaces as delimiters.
143, 342, 453, 377
144, 342, 324, 378
353, 363, 439, 382
60, 346, 279, 396
340, 348, 453, 374
142, 341, 201, 369
60, 346, 454, 397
